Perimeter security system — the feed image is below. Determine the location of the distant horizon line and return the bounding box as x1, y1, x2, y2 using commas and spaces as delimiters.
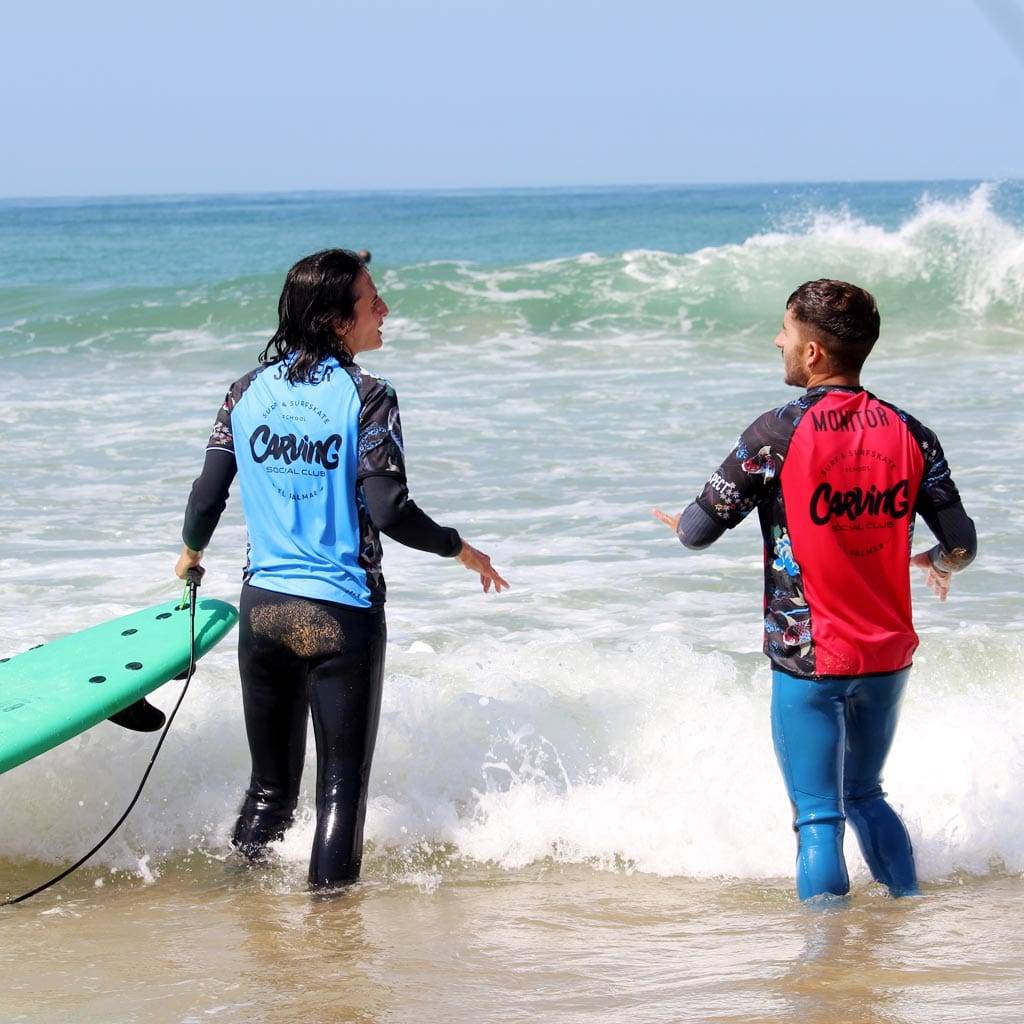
0, 175, 1018, 206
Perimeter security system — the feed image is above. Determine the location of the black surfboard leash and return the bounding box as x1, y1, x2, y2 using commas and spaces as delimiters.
4, 569, 204, 907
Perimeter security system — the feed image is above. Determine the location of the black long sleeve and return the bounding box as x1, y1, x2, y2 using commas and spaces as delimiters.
182, 448, 237, 551
902, 415, 977, 573
916, 499, 977, 573
361, 475, 462, 557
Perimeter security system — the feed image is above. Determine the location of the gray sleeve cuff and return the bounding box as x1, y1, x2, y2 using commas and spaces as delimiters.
927, 544, 974, 574
677, 502, 727, 551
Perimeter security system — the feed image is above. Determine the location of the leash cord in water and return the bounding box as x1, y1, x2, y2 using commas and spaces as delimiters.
4, 572, 202, 907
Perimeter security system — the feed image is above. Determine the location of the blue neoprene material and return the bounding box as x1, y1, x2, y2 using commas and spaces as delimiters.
770, 667, 920, 900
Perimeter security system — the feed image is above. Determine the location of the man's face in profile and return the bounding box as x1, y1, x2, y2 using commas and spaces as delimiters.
774, 306, 815, 388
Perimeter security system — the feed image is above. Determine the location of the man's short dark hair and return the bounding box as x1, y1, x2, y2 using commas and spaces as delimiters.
786, 279, 880, 374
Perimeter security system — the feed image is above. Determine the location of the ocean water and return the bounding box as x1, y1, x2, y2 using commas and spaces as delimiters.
1, 180, 1023, 1022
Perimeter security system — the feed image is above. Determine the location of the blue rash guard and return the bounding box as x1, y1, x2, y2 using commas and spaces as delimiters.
183, 353, 461, 608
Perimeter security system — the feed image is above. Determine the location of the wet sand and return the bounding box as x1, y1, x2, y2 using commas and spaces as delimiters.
4, 856, 1023, 1024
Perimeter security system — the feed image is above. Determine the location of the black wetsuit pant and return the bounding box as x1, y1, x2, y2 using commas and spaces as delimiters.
232, 582, 386, 889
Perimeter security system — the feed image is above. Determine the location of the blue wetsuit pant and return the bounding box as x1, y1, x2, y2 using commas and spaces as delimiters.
770, 667, 919, 900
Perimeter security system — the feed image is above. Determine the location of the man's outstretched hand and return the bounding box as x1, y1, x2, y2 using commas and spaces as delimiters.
652, 508, 681, 533
911, 551, 951, 602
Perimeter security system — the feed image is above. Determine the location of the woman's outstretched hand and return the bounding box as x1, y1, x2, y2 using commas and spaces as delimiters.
175, 545, 205, 581
457, 541, 510, 594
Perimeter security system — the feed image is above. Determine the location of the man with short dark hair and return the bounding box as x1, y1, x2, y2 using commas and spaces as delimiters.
654, 279, 977, 901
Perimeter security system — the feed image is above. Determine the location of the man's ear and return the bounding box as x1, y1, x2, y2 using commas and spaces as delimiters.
805, 337, 828, 373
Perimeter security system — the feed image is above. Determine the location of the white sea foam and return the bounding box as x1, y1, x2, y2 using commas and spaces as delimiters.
372, 183, 1024, 348
722, 183, 1024, 320
2, 629, 1022, 885
2, 183, 1021, 890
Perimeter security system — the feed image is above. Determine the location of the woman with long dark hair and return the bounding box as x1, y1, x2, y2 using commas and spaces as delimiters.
175, 249, 508, 889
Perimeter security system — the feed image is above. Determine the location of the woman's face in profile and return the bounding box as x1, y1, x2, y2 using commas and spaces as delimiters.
341, 271, 390, 355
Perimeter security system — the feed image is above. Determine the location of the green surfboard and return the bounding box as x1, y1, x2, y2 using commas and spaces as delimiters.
0, 596, 238, 776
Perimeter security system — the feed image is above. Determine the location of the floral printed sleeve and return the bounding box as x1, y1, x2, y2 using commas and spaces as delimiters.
694, 407, 798, 528
356, 374, 407, 481
205, 369, 259, 453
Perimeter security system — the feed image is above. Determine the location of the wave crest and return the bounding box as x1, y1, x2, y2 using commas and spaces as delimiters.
380, 184, 1024, 345
3, 184, 1020, 360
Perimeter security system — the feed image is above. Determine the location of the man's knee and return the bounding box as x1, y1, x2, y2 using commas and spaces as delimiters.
791, 790, 845, 830
844, 781, 885, 805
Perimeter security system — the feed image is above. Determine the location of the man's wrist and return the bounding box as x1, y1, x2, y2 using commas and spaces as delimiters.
926, 545, 954, 575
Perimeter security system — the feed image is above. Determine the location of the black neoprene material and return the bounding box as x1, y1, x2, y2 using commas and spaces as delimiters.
360, 475, 462, 557
915, 500, 977, 573
232, 583, 387, 888
183, 449, 236, 551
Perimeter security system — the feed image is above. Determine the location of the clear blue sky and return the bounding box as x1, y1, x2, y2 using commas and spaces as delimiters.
3, 0, 1022, 198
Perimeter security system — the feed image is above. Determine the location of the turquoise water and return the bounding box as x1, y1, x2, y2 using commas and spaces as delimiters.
1, 181, 1024, 1022
2, 178, 1023, 876
2, 177, 1023, 875
4, 181, 1022, 368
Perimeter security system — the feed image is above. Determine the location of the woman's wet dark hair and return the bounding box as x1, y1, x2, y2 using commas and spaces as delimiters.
786, 279, 881, 374
261, 249, 366, 384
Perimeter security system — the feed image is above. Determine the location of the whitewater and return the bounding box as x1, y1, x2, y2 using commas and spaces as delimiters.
1, 180, 1022, 1023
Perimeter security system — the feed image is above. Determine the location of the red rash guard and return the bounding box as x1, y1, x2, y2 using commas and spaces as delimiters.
693, 385, 967, 678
